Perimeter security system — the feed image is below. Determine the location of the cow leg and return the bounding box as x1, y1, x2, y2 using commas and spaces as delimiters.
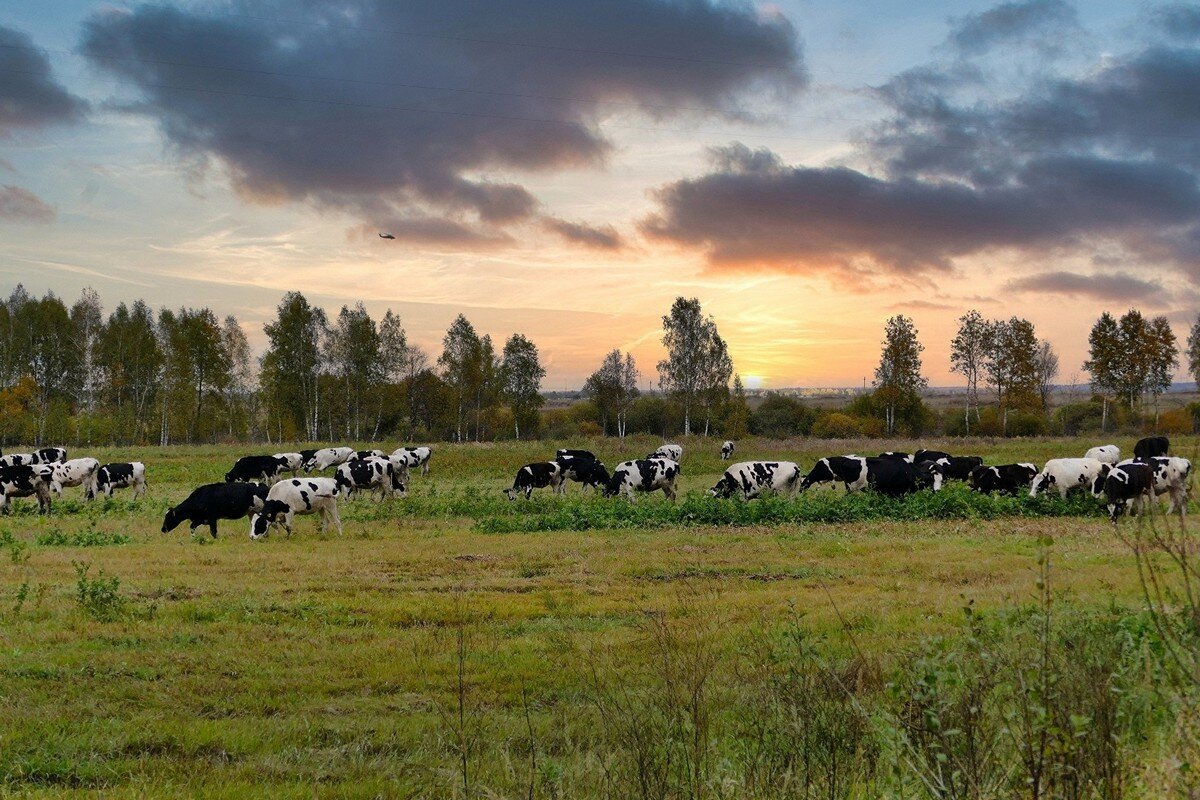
208, 518, 219, 538
329, 503, 343, 536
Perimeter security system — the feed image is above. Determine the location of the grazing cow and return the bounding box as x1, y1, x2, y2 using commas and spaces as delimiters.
392, 446, 433, 475
356, 449, 385, 460
1118, 456, 1193, 515
720, 441, 735, 461
0, 464, 53, 514
968, 463, 1038, 494
88, 462, 147, 500
504, 462, 562, 500
914, 449, 951, 464
647, 444, 683, 463
47, 457, 100, 497
0, 453, 35, 468
1094, 462, 1154, 524
273, 452, 304, 475
800, 456, 868, 492
605, 458, 680, 502
935, 456, 984, 481
556, 448, 596, 462
1084, 445, 1121, 465
1134, 436, 1170, 460
866, 458, 943, 497
334, 457, 405, 500
876, 451, 914, 462
555, 456, 610, 492
303, 447, 356, 473
32, 447, 67, 464
298, 448, 319, 468
163, 482, 268, 538
250, 477, 342, 538
225, 455, 289, 484
708, 461, 801, 500
1030, 458, 1108, 500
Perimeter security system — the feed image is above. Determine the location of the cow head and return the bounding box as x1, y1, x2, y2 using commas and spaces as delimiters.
916, 460, 944, 492
162, 506, 182, 533
1090, 464, 1112, 496
799, 459, 834, 491
707, 475, 736, 499
1030, 472, 1054, 498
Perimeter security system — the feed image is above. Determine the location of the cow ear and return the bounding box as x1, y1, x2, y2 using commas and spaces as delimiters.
251, 496, 265, 511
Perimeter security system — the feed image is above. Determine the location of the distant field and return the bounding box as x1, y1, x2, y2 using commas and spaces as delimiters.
1, 435, 1196, 797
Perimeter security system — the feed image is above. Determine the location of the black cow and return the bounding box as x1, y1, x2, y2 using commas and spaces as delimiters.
556, 456, 610, 492
865, 458, 943, 497
968, 463, 1038, 494
162, 482, 269, 538
556, 448, 596, 462
225, 455, 288, 483
1094, 462, 1154, 524
936, 455, 984, 481
32, 447, 67, 464
1134, 436, 1169, 460
505, 462, 561, 500
0, 464, 53, 514
800, 456, 868, 492
876, 451, 913, 462
914, 449, 951, 464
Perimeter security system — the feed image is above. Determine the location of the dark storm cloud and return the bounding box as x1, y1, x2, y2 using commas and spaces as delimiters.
0, 26, 87, 135
542, 217, 624, 250
80, 1, 803, 244
1005, 271, 1168, 302
644, 4, 1200, 283
0, 185, 55, 222
947, 0, 1079, 55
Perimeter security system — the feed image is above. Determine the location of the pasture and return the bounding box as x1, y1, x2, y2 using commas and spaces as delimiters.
1, 435, 1196, 798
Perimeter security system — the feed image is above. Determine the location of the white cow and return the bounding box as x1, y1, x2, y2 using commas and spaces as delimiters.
604, 458, 680, 502
708, 461, 801, 500
273, 452, 304, 476
250, 477, 342, 538
647, 444, 683, 463
1030, 458, 1108, 500
1084, 445, 1121, 465
303, 447, 355, 473
48, 457, 100, 497
1125, 456, 1193, 515
391, 446, 432, 476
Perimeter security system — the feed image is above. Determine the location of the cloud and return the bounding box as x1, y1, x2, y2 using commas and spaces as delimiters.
80, 1, 803, 242
0, 26, 87, 135
0, 185, 56, 222
542, 217, 624, 249
946, 0, 1080, 55
1151, 4, 1200, 40
1005, 271, 1169, 302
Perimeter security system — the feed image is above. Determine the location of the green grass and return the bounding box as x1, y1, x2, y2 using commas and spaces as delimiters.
0, 434, 1195, 797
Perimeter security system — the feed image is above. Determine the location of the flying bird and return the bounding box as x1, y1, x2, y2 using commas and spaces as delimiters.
378, 233, 395, 239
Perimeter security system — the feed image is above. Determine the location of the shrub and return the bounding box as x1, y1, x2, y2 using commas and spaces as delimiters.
811, 412, 863, 439
749, 393, 817, 438
73, 561, 127, 622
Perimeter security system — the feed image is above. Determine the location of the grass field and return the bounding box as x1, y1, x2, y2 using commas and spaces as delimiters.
1, 434, 1197, 798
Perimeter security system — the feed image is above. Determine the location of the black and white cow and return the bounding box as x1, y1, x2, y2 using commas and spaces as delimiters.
505, 462, 561, 500
1134, 436, 1170, 460
250, 477, 342, 538
392, 446, 433, 476
32, 447, 67, 464
163, 482, 268, 538
866, 458, 943, 497
720, 441, 735, 460
303, 447, 356, 473
334, 457, 405, 500
876, 451, 914, 462
605, 458, 680, 502
556, 448, 596, 462
47, 457, 100, 497
1117, 456, 1192, 515
298, 448, 319, 468
708, 461, 801, 500
1094, 462, 1154, 524
1030, 458, 1108, 500
1084, 445, 1121, 465
647, 444, 683, 463
356, 449, 385, 460
225, 455, 289, 484
88, 462, 147, 500
914, 449, 951, 464
555, 456, 610, 492
273, 452, 304, 476
800, 456, 869, 492
968, 463, 1038, 494
934, 456, 984, 481
0, 464, 54, 514
0, 453, 35, 468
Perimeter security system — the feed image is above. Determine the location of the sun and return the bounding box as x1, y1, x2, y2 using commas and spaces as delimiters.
742, 375, 765, 390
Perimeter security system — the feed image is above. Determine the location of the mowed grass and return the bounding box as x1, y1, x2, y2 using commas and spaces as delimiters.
0, 434, 1196, 797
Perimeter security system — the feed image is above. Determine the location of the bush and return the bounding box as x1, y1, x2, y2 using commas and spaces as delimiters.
811, 412, 864, 439
1055, 401, 1105, 435
749, 393, 817, 438
1006, 409, 1049, 437
1156, 408, 1194, 435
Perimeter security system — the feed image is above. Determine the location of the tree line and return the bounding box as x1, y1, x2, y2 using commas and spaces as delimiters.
0, 283, 1197, 446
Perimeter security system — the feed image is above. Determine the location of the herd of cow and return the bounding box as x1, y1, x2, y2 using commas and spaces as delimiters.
0, 448, 147, 514
506, 435, 1192, 525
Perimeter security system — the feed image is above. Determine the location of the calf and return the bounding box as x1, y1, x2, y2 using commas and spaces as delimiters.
0, 464, 53, 514
1030, 458, 1107, 500
556, 448, 596, 462
334, 457, 405, 500
163, 482, 268, 538
303, 447, 356, 473
968, 463, 1038, 494
32, 447, 67, 464
274, 452, 304, 475
1095, 462, 1154, 524
505, 462, 561, 500
800, 456, 868, 492
605, 458, 680, 502
225, 455, 289, 484
1084, 445, 1120, 465
935, 456, 984, 481
556, 456, 610, 492
1134, 436, 1169, 460
250, 477, 342, 538
47, 457, 100, 497
88, 462, 147, 500
392, 446, 433, 475
647, 444, 683, 463
708, 461, 801, 500
720, 441, 735, 461
866, 458, 943, 497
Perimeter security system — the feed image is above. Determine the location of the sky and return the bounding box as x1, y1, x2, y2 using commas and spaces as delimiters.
1, 0, 1198, 390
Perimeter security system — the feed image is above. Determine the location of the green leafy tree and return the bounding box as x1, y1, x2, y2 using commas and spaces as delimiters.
500, 333, 545, 440
327, 303, 382, 440
161, 307, 231, 443
873, 315, 926, 435
1188, 314, 1200, 387
584, 350, 640, 437
439, 315, 484, 442
222, 315, 255, 439
950, 309, 989, 433
1083, 312, 1121, 430
97, 300, 161, 443
261, 292, 327, 441
658, 297, 731, 435
13, 292, 80, 443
